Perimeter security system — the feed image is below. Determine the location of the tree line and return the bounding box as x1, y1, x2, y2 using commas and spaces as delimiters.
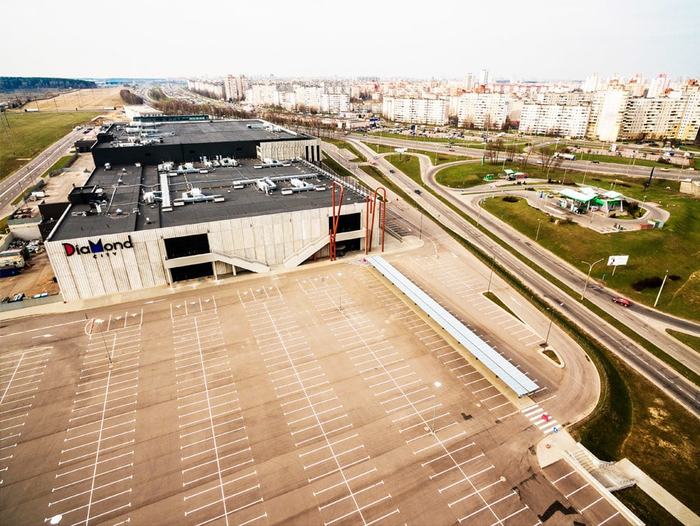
0, 77, 96, 92
119, 89, 144, 105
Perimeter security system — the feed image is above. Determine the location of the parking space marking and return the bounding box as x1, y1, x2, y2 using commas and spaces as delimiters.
300, 271, 537, 526
240, 285, 400, 526
47, 315, 141, 526
0, 345, 52, 485
173, 295, 267, 526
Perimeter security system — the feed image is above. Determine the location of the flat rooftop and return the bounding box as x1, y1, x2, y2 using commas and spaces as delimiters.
95, 119, 306, 148
50, 160, 365, 241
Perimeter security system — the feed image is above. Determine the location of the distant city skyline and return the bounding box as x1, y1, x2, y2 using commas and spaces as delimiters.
2, 0, 699, 80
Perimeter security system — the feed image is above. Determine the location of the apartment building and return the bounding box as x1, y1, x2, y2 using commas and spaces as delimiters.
382, 97, 449, 125
186, 79, 225, 100
224, 75, 246, 101
456, 93, 510, 129
519, 104, 591, 138
619, 85, 700, 141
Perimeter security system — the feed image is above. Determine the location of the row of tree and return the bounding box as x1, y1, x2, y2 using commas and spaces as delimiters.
0, 77, 96, 92
119, 89, 143, 105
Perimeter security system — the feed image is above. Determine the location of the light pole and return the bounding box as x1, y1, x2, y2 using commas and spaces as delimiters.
429, 381, 442, 433
654, 269, 669, 307
580, 258, 604, 301
487, 251, 496, 293
535, 219, 542, 241
543, 308, 554, 347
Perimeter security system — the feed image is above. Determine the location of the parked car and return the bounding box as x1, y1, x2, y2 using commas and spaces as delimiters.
612, 297, 632, 307
1, 296, 10, 304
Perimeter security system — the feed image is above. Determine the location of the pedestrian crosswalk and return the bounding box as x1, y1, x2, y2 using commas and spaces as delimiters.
521, 404, 560, 434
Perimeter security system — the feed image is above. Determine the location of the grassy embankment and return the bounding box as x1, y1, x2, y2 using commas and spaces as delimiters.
481, 187, 700, 322
368, 150, 700, 520
0, 111, 98, 179
365, 142, 470, 164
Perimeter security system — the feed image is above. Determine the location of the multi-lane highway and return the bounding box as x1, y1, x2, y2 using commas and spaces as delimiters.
418, 162, 700, 375
335, 139, 700, 416
351, 133, 700, 182
0, 128, 82, 217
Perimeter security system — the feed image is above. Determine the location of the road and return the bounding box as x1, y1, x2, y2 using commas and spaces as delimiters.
0, 128, 82, 217
419, 167, 700, 377
350, 133, 700, 182
340, 139, 700, 416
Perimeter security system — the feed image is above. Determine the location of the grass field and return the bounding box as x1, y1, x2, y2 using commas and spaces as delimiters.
322, 138, 367, 162
666, 329, 700, 352
367, 131, 528, 150
482, 191, 700, 321
21, 87, 123, 111
358, 160, 700, 519
0, 112, 99, 179
577, 152, 676, 169
435, 162, 499, 188
385, 154, 422, 183
365, 142, 469, 164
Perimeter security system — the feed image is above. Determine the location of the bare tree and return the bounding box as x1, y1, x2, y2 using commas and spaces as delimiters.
538, 145, 563, 181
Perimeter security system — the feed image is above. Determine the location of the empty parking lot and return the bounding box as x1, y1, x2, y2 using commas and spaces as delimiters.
0, 260, 620, 525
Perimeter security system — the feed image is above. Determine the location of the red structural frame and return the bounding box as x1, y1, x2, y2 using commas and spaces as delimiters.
365, 186, 387, 254
329, 181, 345, 261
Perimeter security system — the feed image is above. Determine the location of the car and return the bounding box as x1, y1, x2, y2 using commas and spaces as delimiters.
612, 297, 632, 307
414, 188, 422, 195
389, 169, 395, 174
591, 160, 600, 164
1, 296, 9, 304
32, 292, 49, 299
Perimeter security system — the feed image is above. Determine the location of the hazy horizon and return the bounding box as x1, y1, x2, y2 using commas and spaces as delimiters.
2, 0, 699, 81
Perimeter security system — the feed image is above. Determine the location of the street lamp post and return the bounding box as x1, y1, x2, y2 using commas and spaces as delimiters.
544, 308, 554, 347
487, 251, 496, 293
429, 381, 442, 433
654, 269, 669, 307
580, 258, 605, 301
535, 219, 542, 241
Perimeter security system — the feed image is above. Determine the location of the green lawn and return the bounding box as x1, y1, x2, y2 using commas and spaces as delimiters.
577, 152, 672, 169
364, 142, 469, 165
384, 154, 422, 184
359, 156, 700, 520
366, 131, 484, 146
0, 112, 97, 180
666, 329, 700, 353
322, 138, 366, 162
483, 193, 700, 321
435, 162, 502, 188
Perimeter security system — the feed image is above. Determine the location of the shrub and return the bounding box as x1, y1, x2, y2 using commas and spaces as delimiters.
502, 196, 519, 203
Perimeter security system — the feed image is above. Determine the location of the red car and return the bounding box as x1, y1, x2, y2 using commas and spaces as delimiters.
612, 297, 632, 307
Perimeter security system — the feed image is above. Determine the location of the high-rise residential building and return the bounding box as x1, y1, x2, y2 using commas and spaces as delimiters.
478, 69, 490, 86
320, 93, 350, 114
647, 73, 670, 98
519, 104, 591, 138
246, 84, 282, 107
587, 89, 629, 141
382, 97, 449, 125
187, 79, 225, 100
224, 75, 246, 101
620, 84, 700, 141
464, 73, 474, 91
456, 93, 510, 129
582, 74, 601, 93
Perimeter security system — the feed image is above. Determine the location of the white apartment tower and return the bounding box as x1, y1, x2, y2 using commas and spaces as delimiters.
519, 104, 591, 138
457, 93, 510, 129
382, 97, 449, 125
479, 69, 490, 86
647, 73, 670, 98
224, 75, 246, 101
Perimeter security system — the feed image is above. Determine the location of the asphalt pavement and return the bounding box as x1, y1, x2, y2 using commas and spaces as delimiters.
342, 139, 700, 417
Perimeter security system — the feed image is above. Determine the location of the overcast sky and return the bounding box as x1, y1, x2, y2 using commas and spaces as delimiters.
2, 0, 698, 81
